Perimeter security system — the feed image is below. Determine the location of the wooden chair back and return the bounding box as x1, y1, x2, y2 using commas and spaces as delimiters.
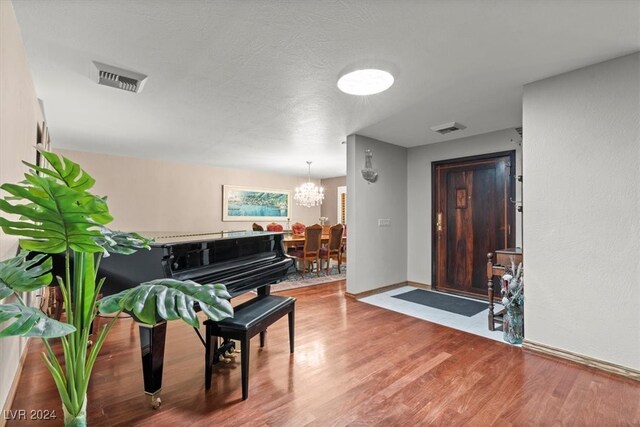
319, 223, 345, 275
327, 224, 344, 251
303, 224, 323, 254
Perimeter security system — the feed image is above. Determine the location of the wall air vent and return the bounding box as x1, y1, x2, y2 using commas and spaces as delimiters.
92, 61, 147, 93
430, 121, 466, 135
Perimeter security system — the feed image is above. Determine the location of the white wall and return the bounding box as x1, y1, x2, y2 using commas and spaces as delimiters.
346, 134, 407, 294
523, 53, 640, 370
0, 0, 44, 414
56, 149, 322, 232
407, 128, 523, 284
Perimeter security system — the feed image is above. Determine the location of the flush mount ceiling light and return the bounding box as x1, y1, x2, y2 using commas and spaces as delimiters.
337, 69, 394, 95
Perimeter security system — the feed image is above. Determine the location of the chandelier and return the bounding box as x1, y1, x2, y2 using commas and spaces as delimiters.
294, 161, 324, 208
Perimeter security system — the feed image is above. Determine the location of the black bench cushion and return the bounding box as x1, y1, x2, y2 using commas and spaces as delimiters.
216, 295, 295, 331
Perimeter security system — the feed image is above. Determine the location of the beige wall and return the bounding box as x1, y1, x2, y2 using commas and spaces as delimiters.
56, 149, 322, 232
523, 53, 639, 370
320, 176, 346, 225
346, 135, 408, 294
0, 0, 44, 415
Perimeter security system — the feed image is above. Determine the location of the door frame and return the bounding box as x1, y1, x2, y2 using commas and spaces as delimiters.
430, 150, 516, 296
337, 185, 347, 224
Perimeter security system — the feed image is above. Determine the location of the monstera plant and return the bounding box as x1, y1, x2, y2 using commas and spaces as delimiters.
0, 149, 234, 427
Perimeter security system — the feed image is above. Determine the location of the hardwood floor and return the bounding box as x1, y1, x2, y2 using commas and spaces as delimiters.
8, 281, 640, 426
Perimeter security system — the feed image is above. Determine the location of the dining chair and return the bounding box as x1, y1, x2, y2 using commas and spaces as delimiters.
291, 224, 322, 277
266, 223, 283, 232
319, 223, 344, 274
289, 222, 306, 255
291, 222, 306, 236
252, 223, 264, 231
341, 223, 347, 261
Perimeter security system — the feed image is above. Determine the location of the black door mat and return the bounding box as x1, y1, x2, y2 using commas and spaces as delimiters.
392, 289, 487, 317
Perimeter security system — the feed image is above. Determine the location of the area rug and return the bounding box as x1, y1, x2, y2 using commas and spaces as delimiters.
392, 289, 487, 317
272, 268, 346, 293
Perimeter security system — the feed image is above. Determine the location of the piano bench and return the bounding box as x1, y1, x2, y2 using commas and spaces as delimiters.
204, 295, 295, 400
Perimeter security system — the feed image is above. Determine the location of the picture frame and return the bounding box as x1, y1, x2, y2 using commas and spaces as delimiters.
222, 185, 291, 222
35, 121, 51, 170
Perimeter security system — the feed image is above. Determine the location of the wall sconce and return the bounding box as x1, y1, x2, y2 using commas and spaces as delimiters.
361, 149, 378, 183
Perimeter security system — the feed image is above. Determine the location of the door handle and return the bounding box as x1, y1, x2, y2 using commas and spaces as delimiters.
436, 212, 443, 232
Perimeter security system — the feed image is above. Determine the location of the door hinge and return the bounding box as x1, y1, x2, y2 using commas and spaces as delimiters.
508, 224, 511, 235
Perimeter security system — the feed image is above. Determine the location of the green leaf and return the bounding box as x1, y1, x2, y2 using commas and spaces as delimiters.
0, 172, 112, 254
98, 279, 233, 328
0, 303, 75, 338
24, 148, 96, 192
0, 252, 52, 299
96, 228, 152, 256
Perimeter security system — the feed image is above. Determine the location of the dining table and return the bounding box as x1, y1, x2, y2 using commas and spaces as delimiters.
282, 233, 347, 273
282, 233, 346, 250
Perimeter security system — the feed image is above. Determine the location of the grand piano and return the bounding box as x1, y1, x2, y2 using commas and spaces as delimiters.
96, 231, 294, 407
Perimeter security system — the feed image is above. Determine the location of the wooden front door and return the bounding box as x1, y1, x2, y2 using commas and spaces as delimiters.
433, 152, 515, 298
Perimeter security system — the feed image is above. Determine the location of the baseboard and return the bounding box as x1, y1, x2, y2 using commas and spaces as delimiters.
406, 281, 431, 290
0, 341, 29, 427
523, 339, 640, 381
345, 280, 429, 299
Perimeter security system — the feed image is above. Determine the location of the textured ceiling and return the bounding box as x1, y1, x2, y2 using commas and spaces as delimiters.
12, 0, 640, 178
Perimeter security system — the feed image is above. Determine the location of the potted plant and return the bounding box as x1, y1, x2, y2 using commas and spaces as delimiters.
501, 260, 524, 344
0, 149, 234, 426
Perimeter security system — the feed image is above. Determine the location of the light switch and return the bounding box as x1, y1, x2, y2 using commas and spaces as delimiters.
378, 219, 391, 227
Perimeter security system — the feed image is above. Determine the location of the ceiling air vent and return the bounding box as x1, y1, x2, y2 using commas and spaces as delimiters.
430, 121, 466, 135
92, 61, 147, 93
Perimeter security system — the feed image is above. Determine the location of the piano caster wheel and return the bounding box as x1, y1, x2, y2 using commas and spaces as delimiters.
150, 395, 161, 409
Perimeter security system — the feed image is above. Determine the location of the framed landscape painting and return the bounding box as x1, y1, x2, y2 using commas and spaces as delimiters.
222, 185, 291, 221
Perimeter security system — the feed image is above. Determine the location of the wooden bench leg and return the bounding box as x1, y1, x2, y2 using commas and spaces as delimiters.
288, 308, 295, 353
241, 335, 250, 400
487, 253, 496, 331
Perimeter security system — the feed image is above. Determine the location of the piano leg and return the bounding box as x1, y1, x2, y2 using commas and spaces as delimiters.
139, 322, 167, 409
258, 285, 271, 296
205, 322, 218, 390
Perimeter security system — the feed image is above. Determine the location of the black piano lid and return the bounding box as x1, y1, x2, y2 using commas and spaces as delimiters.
97, 230, 292, 296
139, 231, 284, 246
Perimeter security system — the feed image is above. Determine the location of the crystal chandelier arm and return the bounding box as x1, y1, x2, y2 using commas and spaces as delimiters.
294, 161, 324, 207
